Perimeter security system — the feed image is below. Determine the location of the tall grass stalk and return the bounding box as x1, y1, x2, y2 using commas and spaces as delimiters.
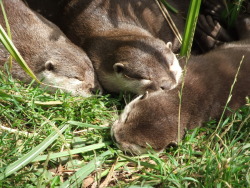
180, 0, 201, 57
0, 1, 41, 83
178, 0, 201, 142
0, 0, 12, 69
224, 0, 245, 28
208, 55, 245, 146
0, 25, 40, 83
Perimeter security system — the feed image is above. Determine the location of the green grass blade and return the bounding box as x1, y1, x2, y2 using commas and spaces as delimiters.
180, 0, 201, 57
160, 0, 178, 14
33, 100, 63, 106
0, 0, 13, 69
227, 0, 244, 28
68, 120, 110, 129
119, 154, 160, 171
60, 150, 113, 188
0, 89, 62, 105
0, 0, 11, 39
0, 89, 25, 102
0, 25, 41, 83
0, 124, 69, 180
32, 142, 112, 162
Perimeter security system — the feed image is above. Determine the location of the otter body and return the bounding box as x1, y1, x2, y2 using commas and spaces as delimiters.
55, 0, 189, 94
112, 16, 250, 155
0, 0, 101, 96
22, 0, 235, 94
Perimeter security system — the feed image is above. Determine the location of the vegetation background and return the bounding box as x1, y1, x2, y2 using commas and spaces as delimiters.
0, 0, 249, 187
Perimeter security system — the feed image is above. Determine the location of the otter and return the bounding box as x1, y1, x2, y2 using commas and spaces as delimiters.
0, 0, 101, 97
111, 15, 250, 155
23, 0, 233, 94
22, 0, 69, 24
50, 0, 190, 94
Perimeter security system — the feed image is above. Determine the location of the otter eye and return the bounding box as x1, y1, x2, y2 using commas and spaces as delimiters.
114, 62, 145, 80
124, 74, 133, 79
45, 61, 55, 71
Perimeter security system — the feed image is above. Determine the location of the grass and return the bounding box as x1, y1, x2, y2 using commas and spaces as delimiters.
0, 64, 249, 187
0, 0, 249, 187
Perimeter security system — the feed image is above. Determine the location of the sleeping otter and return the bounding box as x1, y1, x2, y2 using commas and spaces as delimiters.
0, 0, 101, 97
51, 0, 189, 94
111, 15, 250, 155
23, 0, 235, 94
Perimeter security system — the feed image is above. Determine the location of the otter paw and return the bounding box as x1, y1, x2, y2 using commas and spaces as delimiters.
198, 15, 232, 41
202, 0, 224, 19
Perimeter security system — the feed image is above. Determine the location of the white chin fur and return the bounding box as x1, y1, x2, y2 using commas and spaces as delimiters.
38, 71, 92, 97
170, 55, 182, 85
103, 73, 152, 94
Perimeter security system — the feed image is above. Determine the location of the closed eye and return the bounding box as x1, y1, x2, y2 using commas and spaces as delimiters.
123, 73, 144, 80
73, 76, 83, 81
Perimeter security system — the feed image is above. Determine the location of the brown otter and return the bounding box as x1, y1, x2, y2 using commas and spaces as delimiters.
23, 0, 234, 94
111, 15, 250, 155
22, 0, 69, 24
52, 0, 189, 94
0, 0, 101, 96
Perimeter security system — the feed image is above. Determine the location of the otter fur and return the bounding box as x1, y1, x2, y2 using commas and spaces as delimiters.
111, 15, 250, 155
52, 0, 190, 94
24, 0, 231, 94
0, 0, 101, 96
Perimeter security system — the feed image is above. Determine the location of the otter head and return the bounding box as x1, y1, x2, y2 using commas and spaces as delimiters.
37, 47, 102, 97
111, 90, 185, 155
100, 38, 182, 94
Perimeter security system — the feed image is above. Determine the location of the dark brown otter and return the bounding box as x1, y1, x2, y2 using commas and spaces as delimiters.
0, 0, 101, 96
23, 0, 69, 23
23, 0, 235, 94
54, 0, 190, 94
111, 15, 250, 155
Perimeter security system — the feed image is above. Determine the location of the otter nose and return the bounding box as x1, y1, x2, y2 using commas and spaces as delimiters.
160, 80, 172, 90
89, 84, 103, 95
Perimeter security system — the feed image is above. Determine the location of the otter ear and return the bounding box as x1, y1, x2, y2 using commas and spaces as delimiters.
45, 60, 55, 71
140, 91, 148, 100
166, 42, 172, 49
113, 62, 125, 74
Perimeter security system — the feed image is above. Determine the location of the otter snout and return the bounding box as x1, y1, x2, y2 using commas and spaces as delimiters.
160, 79, 176, 90
89, 83, 103, 95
